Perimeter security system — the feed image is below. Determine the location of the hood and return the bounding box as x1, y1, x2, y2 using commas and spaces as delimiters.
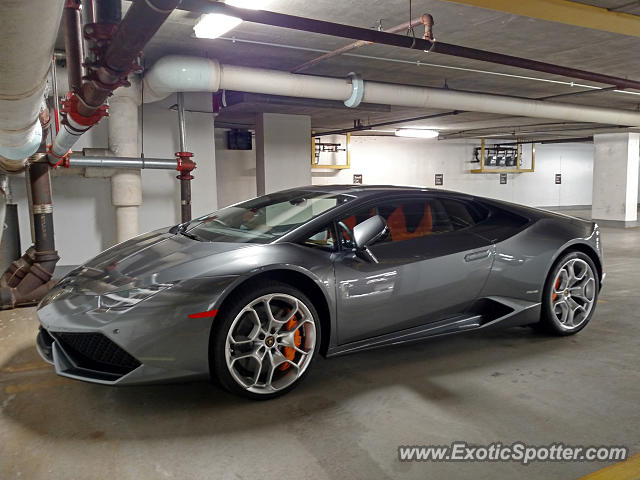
62, 228, 257, 294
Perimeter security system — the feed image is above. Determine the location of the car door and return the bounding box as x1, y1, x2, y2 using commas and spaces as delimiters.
333, 195, 494, 344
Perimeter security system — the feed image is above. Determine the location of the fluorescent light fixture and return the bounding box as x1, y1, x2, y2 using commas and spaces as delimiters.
395, 128, 439, 139
193, 13, 242, 39
225, 0, 271, 9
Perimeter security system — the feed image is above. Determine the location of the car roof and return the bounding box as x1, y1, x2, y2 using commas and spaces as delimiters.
283, 184, 473, 200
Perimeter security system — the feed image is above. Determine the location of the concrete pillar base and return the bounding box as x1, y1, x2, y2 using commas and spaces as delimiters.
591, 132, 639, 224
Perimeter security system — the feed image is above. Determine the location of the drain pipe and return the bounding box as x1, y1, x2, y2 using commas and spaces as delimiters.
143, 56, 640, 126
0, 159, 59, 309
49, 0, 181, 164
62, 0, 84, 93
176, 92, 196, 223
109, 80, 142, 243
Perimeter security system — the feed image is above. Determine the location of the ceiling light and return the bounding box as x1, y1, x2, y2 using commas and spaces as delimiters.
395, 129, 439, 139
193, 14, 242, 39
225, 0, 271, 9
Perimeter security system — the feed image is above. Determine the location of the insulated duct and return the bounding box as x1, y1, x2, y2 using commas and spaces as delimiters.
144, 56, 640, 127
0, 0, 65, 166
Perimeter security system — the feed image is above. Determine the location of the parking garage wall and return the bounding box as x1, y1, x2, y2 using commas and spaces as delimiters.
310, 135, 595, 208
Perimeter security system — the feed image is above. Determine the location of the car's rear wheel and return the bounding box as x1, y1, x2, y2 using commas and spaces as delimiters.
539, 251, 599, 335
211, 281, 320, 399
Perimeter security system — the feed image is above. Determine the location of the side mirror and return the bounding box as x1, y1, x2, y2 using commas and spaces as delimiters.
352, 215, 388, 263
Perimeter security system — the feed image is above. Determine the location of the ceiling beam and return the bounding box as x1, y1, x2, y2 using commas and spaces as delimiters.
442, 0, 640, 37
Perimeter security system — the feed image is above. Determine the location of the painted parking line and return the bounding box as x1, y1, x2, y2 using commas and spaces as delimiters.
579, 452, 640, 480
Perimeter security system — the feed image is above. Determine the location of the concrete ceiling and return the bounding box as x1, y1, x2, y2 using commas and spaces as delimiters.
118, 1, 640, 138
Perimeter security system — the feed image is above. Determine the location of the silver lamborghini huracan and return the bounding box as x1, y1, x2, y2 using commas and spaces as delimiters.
36, 185, 603, 399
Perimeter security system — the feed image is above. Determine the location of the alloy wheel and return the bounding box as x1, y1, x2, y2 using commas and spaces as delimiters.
550, 258, 596, 330
224, 293, 316, 395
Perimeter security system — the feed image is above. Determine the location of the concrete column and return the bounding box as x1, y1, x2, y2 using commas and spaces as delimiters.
109, 79, 142, 243
255, 113, 311, 195
592, 132, 639, 227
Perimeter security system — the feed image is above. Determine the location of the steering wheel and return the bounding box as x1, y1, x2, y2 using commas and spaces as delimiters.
337, 221, 355, 247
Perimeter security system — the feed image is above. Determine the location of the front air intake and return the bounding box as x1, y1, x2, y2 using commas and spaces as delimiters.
53, 332, 141, 375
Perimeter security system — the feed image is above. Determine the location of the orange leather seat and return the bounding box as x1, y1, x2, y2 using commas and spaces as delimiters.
386, 204, 433, 242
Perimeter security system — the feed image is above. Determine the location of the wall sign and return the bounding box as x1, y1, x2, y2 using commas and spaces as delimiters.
435, 174, 444, 186
353, 174, 363, 184
500, 173, 507, 185
555, 173, 562, 184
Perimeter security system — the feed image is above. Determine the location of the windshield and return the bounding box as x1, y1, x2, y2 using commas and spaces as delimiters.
185, 190, 353, 243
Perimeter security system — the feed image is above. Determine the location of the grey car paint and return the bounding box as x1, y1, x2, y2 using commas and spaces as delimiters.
35, 185, 603, 386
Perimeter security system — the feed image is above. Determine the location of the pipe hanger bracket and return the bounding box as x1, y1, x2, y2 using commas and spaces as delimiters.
344, 72, 364, 108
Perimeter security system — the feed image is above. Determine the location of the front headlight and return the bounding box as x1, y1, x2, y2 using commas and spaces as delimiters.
38, 285, 75, 310
93, 283, 174, 312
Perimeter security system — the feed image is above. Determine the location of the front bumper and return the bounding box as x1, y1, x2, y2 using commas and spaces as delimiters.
37, 328, 143, 384
35, 276, 238, 385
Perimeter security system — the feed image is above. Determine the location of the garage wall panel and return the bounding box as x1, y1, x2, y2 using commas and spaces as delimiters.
311, 136, 594, 207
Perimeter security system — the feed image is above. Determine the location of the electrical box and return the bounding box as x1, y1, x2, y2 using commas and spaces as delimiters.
227, 129, 252, 150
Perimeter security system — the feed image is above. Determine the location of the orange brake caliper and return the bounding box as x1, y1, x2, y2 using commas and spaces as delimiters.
552, 277, 561, 301
279, 316, 302, 371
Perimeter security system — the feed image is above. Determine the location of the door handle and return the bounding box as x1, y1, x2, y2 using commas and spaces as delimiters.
464, 250, 491, 262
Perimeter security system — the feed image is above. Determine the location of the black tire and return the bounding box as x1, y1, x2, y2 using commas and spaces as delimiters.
538, 251, 599, 336
210, 280, 321, 400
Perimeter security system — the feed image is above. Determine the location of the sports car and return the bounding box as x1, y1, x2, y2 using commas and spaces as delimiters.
36, 185, 603, 399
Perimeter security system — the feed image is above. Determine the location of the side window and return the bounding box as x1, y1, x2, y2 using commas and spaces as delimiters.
439, 199, 489, 230
337, 199, 457, 247
302, 225, 336, 251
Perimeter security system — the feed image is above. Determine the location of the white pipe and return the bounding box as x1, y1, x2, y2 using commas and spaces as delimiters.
109, 78, 142, 243
144, 55, 640, 127
216, 35, 640, 99
0, 0, 65, 163
143, 55, 351, 103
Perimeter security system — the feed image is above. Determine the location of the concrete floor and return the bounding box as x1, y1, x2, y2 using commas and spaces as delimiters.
1, 213, 639, 480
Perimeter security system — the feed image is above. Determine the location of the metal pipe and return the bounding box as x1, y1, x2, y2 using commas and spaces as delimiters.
177, 92, 187, 151
181, 1, 640, 91
0, 161, 59, 310
176, 92, 193, 223
62, 0, 84, 93
95, 0, 121, 24
29, 163, 55, 253
50, 0, 180, 161
496, 136, 593, 146
82, 0, 95, 23
51, 57, 60, 135
538, 86, 618, 101
313, 111, 461, 137
291, 14, 430, 73
68, 154, 178, 169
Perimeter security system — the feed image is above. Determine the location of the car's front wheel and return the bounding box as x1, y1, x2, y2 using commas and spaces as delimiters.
211, 281, 320, 399
539, 251, 599, 335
